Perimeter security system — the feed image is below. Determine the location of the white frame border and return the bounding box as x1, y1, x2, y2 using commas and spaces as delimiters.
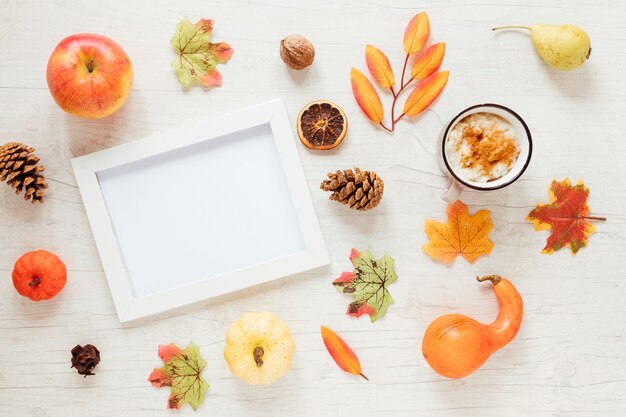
72, 99, 328, 322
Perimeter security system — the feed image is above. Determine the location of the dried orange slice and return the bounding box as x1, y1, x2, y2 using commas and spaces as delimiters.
297, 100, 348, 150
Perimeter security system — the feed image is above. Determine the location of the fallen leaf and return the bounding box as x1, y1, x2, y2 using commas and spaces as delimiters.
333, 248, 397, 322
148, 343, 209, 410
411, 42, 446, 80
320, 325, 368, 380
171, 17, 234, 89
365, 45, 394, 88
403, 12, 430, 54
403, 70, 449, 116
350, 67, 384, 124
423, 200, 494, 265
527, 178, 605, 255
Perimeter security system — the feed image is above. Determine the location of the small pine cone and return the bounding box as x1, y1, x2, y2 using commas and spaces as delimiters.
320, 167, 384, 211
0, 142, 48, 203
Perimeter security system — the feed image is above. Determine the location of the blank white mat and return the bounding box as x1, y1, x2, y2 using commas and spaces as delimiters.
97, 123, 305, 297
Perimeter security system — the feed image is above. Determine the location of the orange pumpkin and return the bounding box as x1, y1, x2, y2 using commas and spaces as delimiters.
422, 275, 523, 378
12, 250, 67, 301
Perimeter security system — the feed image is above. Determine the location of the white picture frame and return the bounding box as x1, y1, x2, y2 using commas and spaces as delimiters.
72, 99, 328, 322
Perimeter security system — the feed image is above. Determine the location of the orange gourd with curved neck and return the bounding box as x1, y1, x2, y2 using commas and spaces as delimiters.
422, 275, 523, 378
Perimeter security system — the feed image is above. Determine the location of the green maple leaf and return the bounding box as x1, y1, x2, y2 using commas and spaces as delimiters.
148, 343, 209, 410
171, 17, 234, 88
333, 248, 398, 322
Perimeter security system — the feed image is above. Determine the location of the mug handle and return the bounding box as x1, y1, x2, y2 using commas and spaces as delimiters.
442, 179, 462, 202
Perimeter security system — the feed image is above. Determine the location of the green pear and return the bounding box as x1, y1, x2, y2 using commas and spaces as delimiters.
493, 24, 591, 70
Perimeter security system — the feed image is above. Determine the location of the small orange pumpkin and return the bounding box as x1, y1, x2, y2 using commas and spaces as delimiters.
12, 250, 67, 301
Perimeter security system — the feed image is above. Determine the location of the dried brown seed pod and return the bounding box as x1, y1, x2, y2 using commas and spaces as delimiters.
280, 34, 315, 70
71, 344, 101, 377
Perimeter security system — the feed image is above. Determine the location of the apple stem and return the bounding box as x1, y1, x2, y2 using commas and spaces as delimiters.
29, 277, 41, 287
86, 58, 96, 73
492, 25, 532, 31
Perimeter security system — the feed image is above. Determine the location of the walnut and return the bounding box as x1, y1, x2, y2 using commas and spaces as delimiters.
279, 35, 315, 70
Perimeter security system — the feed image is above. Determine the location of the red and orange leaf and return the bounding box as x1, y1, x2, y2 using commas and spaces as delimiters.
527, 178, 604, 255
411, 42, 446, 80
332, 248, 397, 322
350, 67, 384, 123
365, 45, 395, 88
423, 200, 494, 265
403, 12, 430, 54
402, 70, 449, 117
320, 325, 368, 380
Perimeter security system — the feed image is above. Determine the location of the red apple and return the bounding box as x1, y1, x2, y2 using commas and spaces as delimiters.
46, 33, 133, 119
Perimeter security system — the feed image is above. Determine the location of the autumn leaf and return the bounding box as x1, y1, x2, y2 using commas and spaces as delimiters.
527, 178, 605, 255
403, 12, 430, 54
350, 68, 384, 124
411, 42, 446, 80
365, 45, 394, 88
333, 248, 397, 322
321, 325, 368, 380
403, 70, 449, 116
171, 17, 234, 89
148, 343, 209, 410
423, 200, 494, 265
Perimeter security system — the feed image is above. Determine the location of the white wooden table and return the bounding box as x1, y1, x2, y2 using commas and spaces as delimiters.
1, 1, 625, 416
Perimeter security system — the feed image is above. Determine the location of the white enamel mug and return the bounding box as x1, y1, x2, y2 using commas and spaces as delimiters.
437, 104, 533, 202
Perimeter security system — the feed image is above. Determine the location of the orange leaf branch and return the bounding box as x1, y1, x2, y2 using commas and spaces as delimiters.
353, 12, 448, 134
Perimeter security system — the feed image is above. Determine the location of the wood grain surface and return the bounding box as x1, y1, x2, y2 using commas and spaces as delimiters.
1, 1, 625, 416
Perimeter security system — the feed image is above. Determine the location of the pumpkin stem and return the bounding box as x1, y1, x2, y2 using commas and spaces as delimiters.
476, 275, 501, 285
253, 346, 264, 367
29, 276, 41, 287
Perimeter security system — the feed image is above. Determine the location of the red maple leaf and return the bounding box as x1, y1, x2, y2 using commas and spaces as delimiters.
527, 178, 605, 255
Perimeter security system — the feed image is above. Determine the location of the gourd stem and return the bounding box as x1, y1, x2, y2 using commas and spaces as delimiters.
476, 275, 501, 285
29, 277, 41, 287
492, 26, 532, 31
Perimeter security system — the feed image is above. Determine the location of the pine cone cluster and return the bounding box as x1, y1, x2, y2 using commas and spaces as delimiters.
0, 142, 48, 203
320, 168, 384, 211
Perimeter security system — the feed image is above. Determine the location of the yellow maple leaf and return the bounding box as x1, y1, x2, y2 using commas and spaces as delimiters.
422, 200, 494, 265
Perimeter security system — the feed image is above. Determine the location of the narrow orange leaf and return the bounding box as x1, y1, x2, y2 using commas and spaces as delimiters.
350, 67, 384, 124
320, 325, 368, 380
403, 12, 430, 54
422, 200, 494, 265
365, 45, 395, 88
411, 42, 446, 80
402, 70, 449, 117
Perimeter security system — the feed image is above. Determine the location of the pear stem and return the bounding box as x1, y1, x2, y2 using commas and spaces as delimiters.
477, 275, 502, 285
492, 25, 532, 31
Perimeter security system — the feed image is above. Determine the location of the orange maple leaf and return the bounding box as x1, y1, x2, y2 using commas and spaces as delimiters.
422, 200, 494, 265
527, 178, 605, 255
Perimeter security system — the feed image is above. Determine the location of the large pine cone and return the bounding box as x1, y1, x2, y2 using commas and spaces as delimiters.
320, 168, 384, 211
0, 142, 48, 203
